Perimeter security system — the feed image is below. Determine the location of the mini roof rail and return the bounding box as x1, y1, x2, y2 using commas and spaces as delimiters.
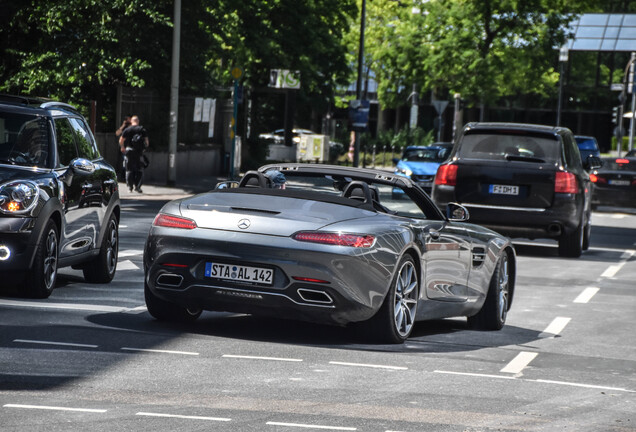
39, 101, 78, 112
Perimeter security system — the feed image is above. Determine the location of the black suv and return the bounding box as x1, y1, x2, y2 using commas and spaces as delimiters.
0, 95, 120, 297
432, 122, 602, 258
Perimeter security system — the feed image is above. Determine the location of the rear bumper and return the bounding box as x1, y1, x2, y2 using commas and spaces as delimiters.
434, 185, 582, 240
592, 187, 636, 208
143, 229, 393, 325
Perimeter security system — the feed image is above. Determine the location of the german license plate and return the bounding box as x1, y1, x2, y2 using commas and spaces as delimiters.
609, 179, 630, 186
489, 184, 519, 195
205, 262, 273, 285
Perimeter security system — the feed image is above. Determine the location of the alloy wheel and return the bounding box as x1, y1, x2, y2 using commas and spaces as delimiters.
393, 260, 418, 337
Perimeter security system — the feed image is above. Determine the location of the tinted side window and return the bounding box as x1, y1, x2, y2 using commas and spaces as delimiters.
54, 118, 77, 167
69, 117, 98, 160
563, 133, 583, 171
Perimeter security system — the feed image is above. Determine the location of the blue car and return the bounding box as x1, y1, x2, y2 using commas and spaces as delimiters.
575, 135, 601, 164
393, 143, 453, 195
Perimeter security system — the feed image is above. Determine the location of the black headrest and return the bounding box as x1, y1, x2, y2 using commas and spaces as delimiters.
238, 171, 269, 188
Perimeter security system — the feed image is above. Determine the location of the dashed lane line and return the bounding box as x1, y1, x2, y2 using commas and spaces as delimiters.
329, 361, 408, 371
266, 421, 356, 430
500, 351, 538, 374
121, 347, 199, 356
540, 316, 571, 338
3, 404, 107, 413
136, 412, 231, 422
13, 339, 98, 349
601, 249, 635, 278
222, 354, 303, 362
434, 371, 635, 393
0, 299, 127, 313
573, 287, 600, 304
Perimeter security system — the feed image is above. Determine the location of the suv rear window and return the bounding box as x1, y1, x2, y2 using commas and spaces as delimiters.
0, 112, 50, 168
458, 131, 560, 163
602, 158, 636, 171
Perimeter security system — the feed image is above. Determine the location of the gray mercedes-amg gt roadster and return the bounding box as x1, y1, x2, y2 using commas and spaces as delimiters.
143, 163, 516, 343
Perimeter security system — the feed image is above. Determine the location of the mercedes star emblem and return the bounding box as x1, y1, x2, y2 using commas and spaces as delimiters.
237, 218, 251, 229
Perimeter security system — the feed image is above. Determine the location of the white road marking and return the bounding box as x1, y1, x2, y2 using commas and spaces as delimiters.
602, 249, 635, 278
123, 305, 147, 314
541, 317, 571, 337
434, 370, 516, 380
118, 249, 144, 258
3, 404, 106, 413
329, 361, 408, 371
13, 339, 97, 349
0, 299, 126, 313
573, 287, 600, 304
434, 371, 635, 393
136, 412, 231, 422
500, 352, 538, 374
117, 259, 140, 270
533, 379, 636, 393
121, 347, 199, 356
222, 354, 303, 362
266, 421, 356, 430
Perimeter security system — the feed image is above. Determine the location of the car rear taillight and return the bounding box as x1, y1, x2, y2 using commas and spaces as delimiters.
554, 171, 579, 194
616, 158, 629, 164
292, 232, 375, 248
153, 213, 197, 229
589, 173, 598, 183
435, 164, 458, 186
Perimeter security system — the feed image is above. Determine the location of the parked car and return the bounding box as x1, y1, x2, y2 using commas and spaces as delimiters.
432, 122, 602, 258
0, 95, 120, 297
590, 157, 636, 209
258, 128, 315, 145
393, 142, 453, 194
575, 135, 601, 164
143, 163, 516, 343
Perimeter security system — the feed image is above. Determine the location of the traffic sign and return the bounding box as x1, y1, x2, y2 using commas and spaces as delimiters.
432, 100, 449, 114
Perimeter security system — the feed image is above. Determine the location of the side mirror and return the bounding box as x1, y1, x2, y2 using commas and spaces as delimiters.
215, 181, 239, 190
584, 155, 603, 171
70, 158, 96, 174
446, 202, 470, 222
392, 157, 399, 165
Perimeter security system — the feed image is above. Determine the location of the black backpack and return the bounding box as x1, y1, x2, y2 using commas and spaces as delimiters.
131, 133, 145, 152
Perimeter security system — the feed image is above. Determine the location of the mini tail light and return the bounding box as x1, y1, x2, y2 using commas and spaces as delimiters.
589, 174, 598, 183
554, 171, 579, 194
153, 213, 197, 229
435, 164, 458, 186
292, 232, 375, 248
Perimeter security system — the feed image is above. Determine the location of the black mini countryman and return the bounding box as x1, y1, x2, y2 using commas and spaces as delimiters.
0, 95, 120, 297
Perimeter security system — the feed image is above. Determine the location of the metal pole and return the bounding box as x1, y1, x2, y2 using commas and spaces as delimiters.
556, 61, 564, 126
167, 0, 181, 186
629, 54, 636, 153
353, 0, 366, 168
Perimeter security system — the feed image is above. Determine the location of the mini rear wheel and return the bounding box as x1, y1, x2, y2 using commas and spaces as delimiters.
83, 214, 119, 283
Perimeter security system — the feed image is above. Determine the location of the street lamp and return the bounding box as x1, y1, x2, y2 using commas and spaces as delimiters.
556, 44, 568, 127
353, 0, 366, 167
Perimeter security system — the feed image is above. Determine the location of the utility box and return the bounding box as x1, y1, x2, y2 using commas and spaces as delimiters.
297, 134, 329, 162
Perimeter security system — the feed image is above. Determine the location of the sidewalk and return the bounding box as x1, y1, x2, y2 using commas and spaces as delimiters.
118, 176, 227, 200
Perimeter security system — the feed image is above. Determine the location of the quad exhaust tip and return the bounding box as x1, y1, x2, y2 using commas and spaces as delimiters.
156, 273, 184, 288
297, 288, 333, 304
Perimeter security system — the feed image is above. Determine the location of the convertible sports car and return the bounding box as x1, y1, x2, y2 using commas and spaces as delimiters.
143, 164, 516, 343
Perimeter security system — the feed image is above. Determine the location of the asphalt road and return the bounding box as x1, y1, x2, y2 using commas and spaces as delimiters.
0, 195, 634, 432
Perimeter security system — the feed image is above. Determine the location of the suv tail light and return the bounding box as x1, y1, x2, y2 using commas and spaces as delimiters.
435, 164, 458, 186
554, 171, 579, 194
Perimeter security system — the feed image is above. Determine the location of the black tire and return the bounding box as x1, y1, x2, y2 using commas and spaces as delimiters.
144, 280, 202, 322
367, 255, 419, 344
582, 217, 591, 251
26, 220, 59, 299
468, 252, 510, 330
558, 219, 583, 258
83, 214, 119, 283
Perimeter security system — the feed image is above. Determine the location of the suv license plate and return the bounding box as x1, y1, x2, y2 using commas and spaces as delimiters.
609, 179, 630, 186
489, 184, 519, 195
205, 262, 274, 285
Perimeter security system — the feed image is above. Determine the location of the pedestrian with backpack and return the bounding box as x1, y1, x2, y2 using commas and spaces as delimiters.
119, 115, 149, 193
